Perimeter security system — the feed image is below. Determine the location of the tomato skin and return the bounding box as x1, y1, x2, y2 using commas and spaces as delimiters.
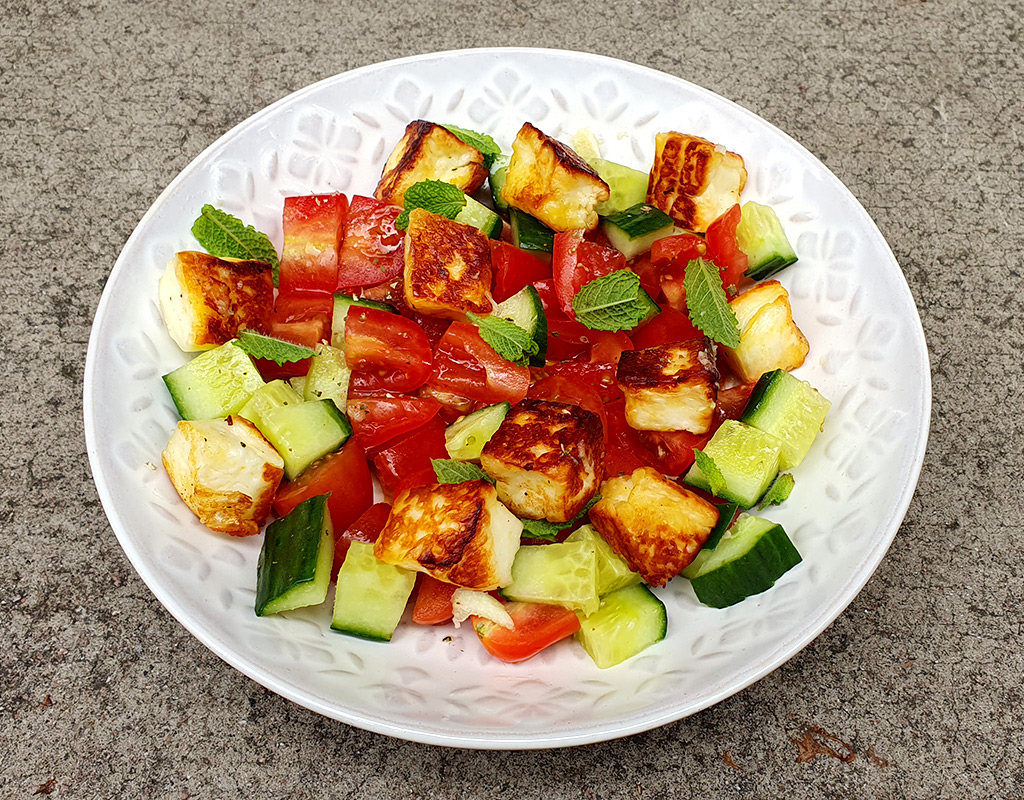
272, 439, 373, 543
542, 330, 632, 405
473, 601, 581, 663
336, 195, 405, 290
257, 293, 332, 379
333, 501, 391, 577
412, 575, 458, 625
552, 230, 626, 318
371, 415, 449, 498
650, 232, 706, 312
490, 241, 552, 303
344, 306, 433, 393
717, 381, 757, 420
637, 428, 715, 477
704, 204, 748, 293
347, 394, 442, 454
426, 321, 530, 405
278, 194, 349, 294
631, 306, 702, 349
603, 399, 657, 478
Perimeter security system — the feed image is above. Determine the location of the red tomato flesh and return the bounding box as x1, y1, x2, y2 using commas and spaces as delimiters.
347, 394, 442, 454
473, 601, 581, 663
272, 439, 373, 543
704, 204, 748, 293
372, 415, 449, 498
427, 321, 530, 405
344, 306, 433, 393
333, 501, 391, 577
278, 194, 348, 294
257, 294, 333, 380
412, 575, 458, 625
490, 240, 552, 303
552, 230, 626, 318
336, 195, 405, 290
631, 306, 702, 349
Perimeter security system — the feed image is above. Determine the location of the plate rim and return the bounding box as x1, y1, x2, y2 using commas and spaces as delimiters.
84, 46, 932, 749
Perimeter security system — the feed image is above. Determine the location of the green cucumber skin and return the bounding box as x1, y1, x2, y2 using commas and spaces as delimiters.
740, 370, 831, 470
255, 494, 332, 616
704, 502, 740, 550
456, 196, 503, 240
603, 203, 674, 238
510, 208, 555, 255
489, 154, 510, 212
688, 519, 802, 608
575, 583, 667, 669
736, 201, 798, 281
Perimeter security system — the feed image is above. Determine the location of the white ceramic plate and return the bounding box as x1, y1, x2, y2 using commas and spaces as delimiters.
84, 48, 930, 749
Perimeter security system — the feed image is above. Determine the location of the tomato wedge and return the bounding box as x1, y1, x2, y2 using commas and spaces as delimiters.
427, 321, 530, 405
704, 204, 748, 293
278, 194, 348, 294
552, 230, 626, 318
473, 601, 581, 663
345, 306, 433, 393
631, 306, 702, 349
272, 439, 373, 540
650, 232, 706, 312
336, 195, 405, 290
412, 575, 458, 625
347, 394, 442, 453
256, 291, 333, 379
372, 415, 449, 498
490, 240, 552, 303
333, 502, 391, 577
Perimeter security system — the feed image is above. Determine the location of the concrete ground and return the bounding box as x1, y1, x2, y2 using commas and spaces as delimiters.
2, 0, 1022, 796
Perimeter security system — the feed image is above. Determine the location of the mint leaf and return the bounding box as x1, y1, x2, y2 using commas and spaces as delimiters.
466, 313, 538, 363
683, 258, 741, 348
693, 449, 728, 497
395, 180, 467, 230
431, 459, 494, 485
233, 330, 315, 365
191, 205, 280, 283
759, 473, 794, 508
519, 494, 601, 542
572, 270, 653, 332
442, 124, 502, 169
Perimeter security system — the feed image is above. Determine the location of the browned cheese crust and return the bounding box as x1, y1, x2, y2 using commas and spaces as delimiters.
403, 208, 493, 319
589, 467, 719, 587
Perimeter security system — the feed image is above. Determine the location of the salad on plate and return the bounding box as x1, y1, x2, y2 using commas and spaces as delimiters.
155, 117, 830, 669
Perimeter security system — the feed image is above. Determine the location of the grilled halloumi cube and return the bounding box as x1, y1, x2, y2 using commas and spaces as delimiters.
722, 280, 809, 383
589, 467, 718, 587
375, 120, 488, 207
403, 208, 493, 320
617, 338, 720, 433
500, 122, 610, 232
374, 480, 522, 590
479, 399, 604, 523
158, 251, 274, 352
646, 132, 747, 233
162, 415, 284, 537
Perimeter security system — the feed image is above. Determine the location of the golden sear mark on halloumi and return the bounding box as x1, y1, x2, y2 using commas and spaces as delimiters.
722, 280, 809, 383
374, 480, 522, 590
480, 399, 604, 523
158, 251, 274, 352
589, 467, 719, 587
374, 120, 488, 207
403, 208, 493, 319
646, 132, 747, 233
616, 338, 720, 434
500, 122, 610, 232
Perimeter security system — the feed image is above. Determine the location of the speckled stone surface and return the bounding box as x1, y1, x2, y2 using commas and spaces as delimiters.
2, 0, 1022, 797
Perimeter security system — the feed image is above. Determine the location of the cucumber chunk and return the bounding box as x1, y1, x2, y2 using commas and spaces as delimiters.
489, 153, 510, 212
601, 203, 676, 260
510, 208, 554, 257
682, 512, 801, 608
303, 342, 351, 414
591, 159, 649, 217
740, 369, 831, 470
261, 400, 353, 480
502, 540, 600, 616
493, 284, 548, 366
456, 194, 503, 239
444, 402, 510, 461
255, 494, 334, 616
704, 502, 740, 550
331, 293, 397, 347
565, 524, 640, 596
331, 541, 416, 642
162, 341, 265, 420
239, 379, 303, 431
682, 420, 782, 508
575, 583, 666, 668
736, 201, 798, 281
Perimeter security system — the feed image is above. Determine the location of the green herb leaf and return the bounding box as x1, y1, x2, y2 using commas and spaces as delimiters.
233, 330, 315, 365
395, 180, 467, 230
466, 312, 538, 364
519, 494, 601, 542
191, 205, 281, 282
572, 270, 652, 332
682, 258, 741, 348
758, 473, 795, 508
442, 124, 502, 170
693, 449, 728, 497
431, 459, 494, 485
